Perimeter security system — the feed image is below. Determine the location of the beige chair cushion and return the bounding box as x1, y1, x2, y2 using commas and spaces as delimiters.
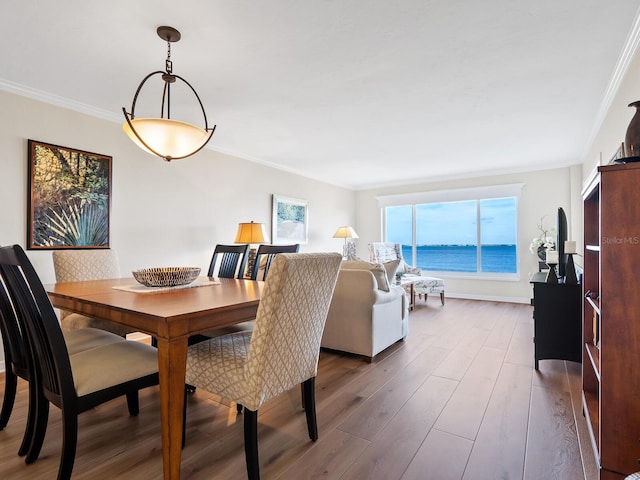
70, 341, 158, 397
64, 327, 127, 354
341, 259, 390, 292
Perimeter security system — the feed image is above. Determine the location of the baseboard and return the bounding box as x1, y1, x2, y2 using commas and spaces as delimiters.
442, 292, 531, 304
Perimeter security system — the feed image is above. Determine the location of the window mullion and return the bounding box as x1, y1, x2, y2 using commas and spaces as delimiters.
412, 204, 417, 266
477, 200, 482, 272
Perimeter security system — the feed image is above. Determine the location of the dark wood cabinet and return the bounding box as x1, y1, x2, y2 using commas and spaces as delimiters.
530, 277, 582, 370
583, 163, 640, 479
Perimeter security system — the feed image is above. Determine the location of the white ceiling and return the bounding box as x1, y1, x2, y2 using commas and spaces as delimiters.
2, 1, 640, 189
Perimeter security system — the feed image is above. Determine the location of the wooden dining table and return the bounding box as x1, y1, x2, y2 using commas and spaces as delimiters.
45, 276, 263, 480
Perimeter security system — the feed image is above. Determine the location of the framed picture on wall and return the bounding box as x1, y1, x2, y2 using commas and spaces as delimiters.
271, 194, 308, 244
27, 140, 112, 249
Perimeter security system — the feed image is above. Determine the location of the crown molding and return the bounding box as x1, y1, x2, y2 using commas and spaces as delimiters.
583, 7, 640, 157
0, 78, 121, 123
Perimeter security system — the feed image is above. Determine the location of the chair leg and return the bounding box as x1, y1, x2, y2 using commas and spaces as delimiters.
18, 375, 36, 456
25, 391, 49, 464
302, 378, 318, 441
58, 410, 78, 480
243, 409, 260, 480
440, 292, 445, 305
126, 391, 140, 416
0, 366, 17, 429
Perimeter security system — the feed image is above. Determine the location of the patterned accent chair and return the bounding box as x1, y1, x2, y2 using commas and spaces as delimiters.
52, 250, 136, 336
185, 252, 342, 480
369, 242, 445, 305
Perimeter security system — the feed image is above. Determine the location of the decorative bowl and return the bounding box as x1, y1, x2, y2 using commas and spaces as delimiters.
132, 267, 201, 287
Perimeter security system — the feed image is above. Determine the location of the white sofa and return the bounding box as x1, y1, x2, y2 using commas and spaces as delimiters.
321, 261, 408, 361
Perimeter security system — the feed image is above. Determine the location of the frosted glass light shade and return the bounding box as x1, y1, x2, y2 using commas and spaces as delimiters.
122, 117, 212, 161
235, 222, 267, 244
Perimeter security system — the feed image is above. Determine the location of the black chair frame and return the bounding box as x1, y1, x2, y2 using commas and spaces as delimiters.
0, 275, 38, 459
208, 244, 249, 279
0, 245, 159, 480
250, 244, 300, 281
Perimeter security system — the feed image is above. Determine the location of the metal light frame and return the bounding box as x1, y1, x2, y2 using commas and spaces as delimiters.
122, 26, 216, 162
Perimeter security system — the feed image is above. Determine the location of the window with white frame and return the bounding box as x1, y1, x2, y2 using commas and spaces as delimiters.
379, 184, 521, 276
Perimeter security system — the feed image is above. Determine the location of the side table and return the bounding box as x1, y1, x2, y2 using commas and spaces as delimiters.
398, 277, 416, 311
529, 272, 582, 369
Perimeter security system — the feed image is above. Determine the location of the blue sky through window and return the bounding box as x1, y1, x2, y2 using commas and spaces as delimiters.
386, 198, 516, 246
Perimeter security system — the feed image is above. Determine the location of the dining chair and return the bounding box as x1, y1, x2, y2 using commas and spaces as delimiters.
0, 257, 130, 461
207, 244, 249, 279
250, 244, 300, 280
188, 244, 250, 346
194, 243, 299, 359
0, 274, 35, 458
185, 252, 342, 480
0, 245, 160, 480
52, 249, 136, 337
185, 244, 250, 379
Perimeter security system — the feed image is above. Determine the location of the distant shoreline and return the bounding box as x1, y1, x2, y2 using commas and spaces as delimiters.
401, 244, 517, 273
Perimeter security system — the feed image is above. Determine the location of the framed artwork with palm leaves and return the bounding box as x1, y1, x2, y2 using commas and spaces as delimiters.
27, 140, 111, 249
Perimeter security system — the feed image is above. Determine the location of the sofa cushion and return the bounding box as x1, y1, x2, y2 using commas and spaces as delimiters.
341, 260, 390, 292
383, 259, 400, 283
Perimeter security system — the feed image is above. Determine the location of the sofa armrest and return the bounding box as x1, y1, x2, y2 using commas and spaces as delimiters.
374, 285, 405, 305
332, 269, 377, 308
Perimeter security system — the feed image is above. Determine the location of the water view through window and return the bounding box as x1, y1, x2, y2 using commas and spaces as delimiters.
386, 198, 517, 274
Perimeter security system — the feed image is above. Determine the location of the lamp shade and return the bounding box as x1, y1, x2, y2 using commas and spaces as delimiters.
235, 222, 267, 244
333, 226, 359, 239
564, 240, 577, 254
122, 118, 212, 161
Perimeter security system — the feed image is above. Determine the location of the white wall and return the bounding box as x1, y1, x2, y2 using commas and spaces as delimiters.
352, 166, 582, 303
0, 90, 356, 370
583, 46, 640, 182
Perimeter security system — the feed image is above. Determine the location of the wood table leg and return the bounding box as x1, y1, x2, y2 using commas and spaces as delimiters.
156, 337, 188, 480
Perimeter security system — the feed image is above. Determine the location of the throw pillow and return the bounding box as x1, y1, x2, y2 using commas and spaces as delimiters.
341, 260, 390, 292
383, 259, 400, 283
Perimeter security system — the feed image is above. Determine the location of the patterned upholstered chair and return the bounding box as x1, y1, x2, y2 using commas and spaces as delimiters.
369, 242, 445, 305
52, 250, 136, 336
185, 252, 342, 480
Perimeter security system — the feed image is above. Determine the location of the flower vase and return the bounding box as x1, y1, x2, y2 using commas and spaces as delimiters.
625, 101, 640, 158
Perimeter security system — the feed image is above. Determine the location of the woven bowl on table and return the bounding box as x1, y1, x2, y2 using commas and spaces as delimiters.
132, 267, 201, 287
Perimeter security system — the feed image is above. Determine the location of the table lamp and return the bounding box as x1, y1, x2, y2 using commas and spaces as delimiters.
545, 249, 559, 284
564, 240, 578, 284
235, 221, 266, 278
333, 226, 359, 259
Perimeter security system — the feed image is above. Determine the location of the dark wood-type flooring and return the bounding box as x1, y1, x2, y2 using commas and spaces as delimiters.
0, 298, 595, 479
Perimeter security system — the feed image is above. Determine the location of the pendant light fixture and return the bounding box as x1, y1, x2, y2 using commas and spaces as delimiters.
122, 26, 215, 162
